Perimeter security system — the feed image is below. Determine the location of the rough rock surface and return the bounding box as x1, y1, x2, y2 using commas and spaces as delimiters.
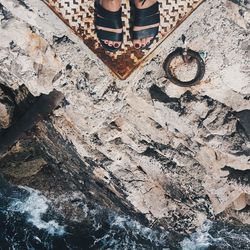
0, 0, 250, 236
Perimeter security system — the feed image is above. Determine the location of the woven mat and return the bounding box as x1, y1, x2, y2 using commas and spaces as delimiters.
43, 0, 204, 79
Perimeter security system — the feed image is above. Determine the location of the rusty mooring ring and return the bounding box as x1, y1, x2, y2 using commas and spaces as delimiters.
163, 47, 205, 87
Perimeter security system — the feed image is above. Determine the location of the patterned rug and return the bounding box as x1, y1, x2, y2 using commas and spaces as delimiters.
43, 0, 204, 79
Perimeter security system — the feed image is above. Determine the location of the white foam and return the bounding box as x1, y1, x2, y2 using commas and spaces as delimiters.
9, 186, 65, 236
93, 213, 168, 249
181, 221, 222, 250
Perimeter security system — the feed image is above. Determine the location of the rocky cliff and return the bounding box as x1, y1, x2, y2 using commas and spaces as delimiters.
0, 0, 250, 248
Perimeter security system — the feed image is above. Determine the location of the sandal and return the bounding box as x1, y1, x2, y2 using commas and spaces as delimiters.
94, 2, 123, 52
131, 1, 160, 50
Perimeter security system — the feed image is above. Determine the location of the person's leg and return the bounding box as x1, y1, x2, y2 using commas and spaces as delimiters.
96, 0, 122, 49
132, 0, 159, 49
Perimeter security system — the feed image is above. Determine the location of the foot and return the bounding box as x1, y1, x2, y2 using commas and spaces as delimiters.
133, 0, 159, 49
96, 0, 122, 49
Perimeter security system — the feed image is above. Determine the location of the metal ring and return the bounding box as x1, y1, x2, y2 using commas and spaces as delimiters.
163, 47, 205, 87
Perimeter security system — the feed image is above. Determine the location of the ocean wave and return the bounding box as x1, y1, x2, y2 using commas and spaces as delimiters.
181, 220, 250, 250
8, 186, 65, 236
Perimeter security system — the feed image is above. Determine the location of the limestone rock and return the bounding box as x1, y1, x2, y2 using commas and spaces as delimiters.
2, 158, 47, 178
233, 193, 247, 211
0, 102, 12, 129
0, 0, 249, 236
0, 87, 14, 129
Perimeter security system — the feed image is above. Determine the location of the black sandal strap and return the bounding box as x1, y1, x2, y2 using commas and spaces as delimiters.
132, 26, 159, 40
95, 2, 122, 19
134, 13, 160, 26
96, 29, 123, 41
134, 2, 159, 17
95, 15, 122, 29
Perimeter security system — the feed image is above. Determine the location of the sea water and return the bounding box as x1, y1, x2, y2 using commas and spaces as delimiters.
0, 184, 169, 249
0, 184, 249, 249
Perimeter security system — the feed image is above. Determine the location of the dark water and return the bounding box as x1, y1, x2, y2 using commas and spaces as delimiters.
0, 183, 250, 250
181, 220, 250, 250
0, 184, 169, 249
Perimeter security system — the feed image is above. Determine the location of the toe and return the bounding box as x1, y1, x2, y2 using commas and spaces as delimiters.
148, 36, 154, 44
114, 42, 121, 48
141, 38, 147, 48
108, 41, 113, 47
133, 39, 140, 49
145, 37, 151, 45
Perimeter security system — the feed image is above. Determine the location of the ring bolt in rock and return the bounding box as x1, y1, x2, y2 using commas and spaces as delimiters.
163, 47, 205, 87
